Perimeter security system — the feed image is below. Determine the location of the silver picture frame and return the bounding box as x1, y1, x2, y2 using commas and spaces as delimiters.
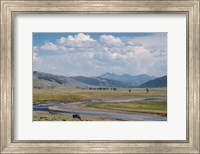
0, 0, 199, 153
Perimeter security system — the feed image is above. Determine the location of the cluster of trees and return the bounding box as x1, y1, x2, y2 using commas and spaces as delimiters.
89, 87, 117, 91
34, 85, 55, 89
34, 86, 42, 89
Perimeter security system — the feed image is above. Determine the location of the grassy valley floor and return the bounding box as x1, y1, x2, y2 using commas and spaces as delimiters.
33, 88, 167, 121
87, 100, 167, 116
33, 88, 167, 103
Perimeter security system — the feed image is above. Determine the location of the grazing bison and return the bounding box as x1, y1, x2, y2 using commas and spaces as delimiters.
73, 114, 81, 120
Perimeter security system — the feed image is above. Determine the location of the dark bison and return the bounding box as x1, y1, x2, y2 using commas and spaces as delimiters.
73, 114, 81, 120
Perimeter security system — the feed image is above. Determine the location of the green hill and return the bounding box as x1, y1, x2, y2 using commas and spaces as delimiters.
139, 75, 167, 88
33, 71, 91, 89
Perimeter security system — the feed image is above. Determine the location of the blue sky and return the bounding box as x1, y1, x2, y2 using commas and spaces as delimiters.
33, 32, 167, 77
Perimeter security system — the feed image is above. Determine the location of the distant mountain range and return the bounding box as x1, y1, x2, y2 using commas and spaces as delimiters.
99, 73, 156, 85
33, 71, 167, 89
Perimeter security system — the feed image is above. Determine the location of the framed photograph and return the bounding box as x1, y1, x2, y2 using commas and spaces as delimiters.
33, 32, 167, 122
0, 0, 199, 153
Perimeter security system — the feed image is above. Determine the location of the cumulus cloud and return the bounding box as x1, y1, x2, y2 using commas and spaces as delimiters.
33, 33, 167, 76
58, 33, 98, 47
150, 49, 167, 57
33, 46, 40, 62
33, 52, 40, 61
100, 34, 124, 47
126, 41, 142, 46
33, 46, 39, 52
40, 41, 66, 51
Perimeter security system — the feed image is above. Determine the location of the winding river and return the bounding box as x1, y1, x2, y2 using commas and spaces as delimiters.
33, 97, 167, 121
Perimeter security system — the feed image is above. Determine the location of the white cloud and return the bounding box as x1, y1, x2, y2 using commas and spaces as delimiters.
33, 46, 40, 62
40, 41, 66, 51
85, 52, 94, 59
33, 46, 39, 52
100, 35, 124, 47
33, 33, 167, 76
150, 49, 167, 57
33, 52, 40, 61
127, 41, 142, 46
58, 33, 98, 47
